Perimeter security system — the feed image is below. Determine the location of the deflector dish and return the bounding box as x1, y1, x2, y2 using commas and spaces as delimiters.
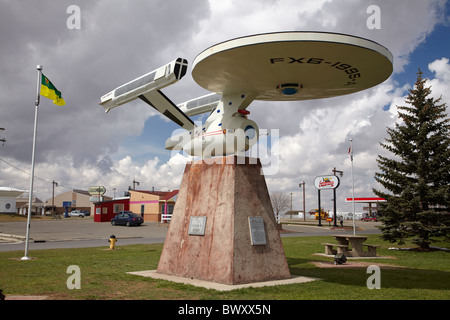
192, 32, 393, 101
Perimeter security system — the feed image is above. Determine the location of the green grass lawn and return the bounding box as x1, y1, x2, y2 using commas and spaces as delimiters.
0, 235, 449, 300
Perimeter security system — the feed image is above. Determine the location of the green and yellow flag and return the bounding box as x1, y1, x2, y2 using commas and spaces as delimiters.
40, 74, 65, 106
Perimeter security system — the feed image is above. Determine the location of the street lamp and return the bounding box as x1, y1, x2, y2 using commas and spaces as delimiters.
52, 180, 58, 218
299, 181, 306, 221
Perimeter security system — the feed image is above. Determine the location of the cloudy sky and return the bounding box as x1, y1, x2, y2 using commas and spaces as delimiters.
0, 0, 449, 214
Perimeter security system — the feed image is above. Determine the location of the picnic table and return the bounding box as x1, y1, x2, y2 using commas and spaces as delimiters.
322, 235, 379, 257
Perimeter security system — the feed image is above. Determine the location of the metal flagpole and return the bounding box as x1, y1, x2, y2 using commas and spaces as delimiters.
349, 138, 356, 235
22, 65, 42, 260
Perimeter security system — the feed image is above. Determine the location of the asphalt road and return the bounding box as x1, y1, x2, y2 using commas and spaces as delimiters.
0, 217, 168, 252
0, 216, 381, 252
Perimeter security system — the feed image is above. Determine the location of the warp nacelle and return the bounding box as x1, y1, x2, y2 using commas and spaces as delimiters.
99, 60, 259, 158
100, 58, 188, 114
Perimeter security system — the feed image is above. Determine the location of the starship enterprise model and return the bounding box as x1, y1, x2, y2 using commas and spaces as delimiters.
100, 31, 393, 158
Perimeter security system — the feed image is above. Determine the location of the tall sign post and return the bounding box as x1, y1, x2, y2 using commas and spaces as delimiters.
349, 138, 356, 235
89, 186, 106, 218
314, 175, 340, 227
331, 168, 343, 227
88, 186, 106, 202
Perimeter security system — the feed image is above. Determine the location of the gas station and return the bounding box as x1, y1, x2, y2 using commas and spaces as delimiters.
345, 197, 386, 219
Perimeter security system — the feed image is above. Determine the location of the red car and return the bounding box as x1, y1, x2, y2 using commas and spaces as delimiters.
361, 217, 377, 222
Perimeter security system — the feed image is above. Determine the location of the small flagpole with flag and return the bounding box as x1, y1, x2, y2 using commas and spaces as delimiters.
22, 65, 43, 260
22, 66, 65, 260
349, 138, 356, 235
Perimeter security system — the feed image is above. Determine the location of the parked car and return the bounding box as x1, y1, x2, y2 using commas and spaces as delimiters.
111, 211, 143, 226
361, 217, 377, 222
69, 210, 88, 218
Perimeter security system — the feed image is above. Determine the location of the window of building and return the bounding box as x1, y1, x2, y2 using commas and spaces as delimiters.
114, 204, 124, 213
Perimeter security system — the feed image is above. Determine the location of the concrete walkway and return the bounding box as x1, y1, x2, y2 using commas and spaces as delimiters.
127, 270, 320, 291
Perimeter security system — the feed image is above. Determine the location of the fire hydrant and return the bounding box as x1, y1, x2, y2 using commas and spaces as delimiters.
109, 235, 117, 250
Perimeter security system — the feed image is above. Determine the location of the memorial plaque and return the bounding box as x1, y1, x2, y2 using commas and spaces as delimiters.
248, 216, 267, 245
188, 216, 207, 236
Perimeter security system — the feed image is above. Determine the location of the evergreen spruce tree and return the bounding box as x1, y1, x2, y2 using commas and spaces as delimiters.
374, 70, 450, 249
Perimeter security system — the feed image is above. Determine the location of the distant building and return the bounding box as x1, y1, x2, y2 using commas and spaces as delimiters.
0, 187, 25, 214
129, 190, 178, 222
45, 189, 112, 216
16, 192, 44, 215
93, 197, 130, 222
93, 189, 178, 223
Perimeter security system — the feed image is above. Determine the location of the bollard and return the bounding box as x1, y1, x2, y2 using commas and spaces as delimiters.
108, 235, 117, 250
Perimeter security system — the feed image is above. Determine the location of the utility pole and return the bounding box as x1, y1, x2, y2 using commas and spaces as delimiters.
52, 180, 58, 218
132, 179, 140, 190
332, 167, 343, 227
0, 128, 5, 145
290, 192, 293, 218
299, 181, 306, 221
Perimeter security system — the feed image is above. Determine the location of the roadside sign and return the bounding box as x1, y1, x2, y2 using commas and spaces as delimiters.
314, 175, 340, 190
88, 186, 106, 195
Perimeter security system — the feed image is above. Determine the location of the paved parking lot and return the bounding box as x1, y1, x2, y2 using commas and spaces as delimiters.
0, 216, 168, 240
280, 219, 382, 236
0, 217, 169, 251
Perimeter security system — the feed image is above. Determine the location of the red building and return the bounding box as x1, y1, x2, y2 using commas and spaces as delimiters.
93, 189, 179, 222
94, 197, 130, 222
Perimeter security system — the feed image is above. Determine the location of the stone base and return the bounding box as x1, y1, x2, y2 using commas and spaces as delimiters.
157, 156, 291, 285
128, 270, 318, 291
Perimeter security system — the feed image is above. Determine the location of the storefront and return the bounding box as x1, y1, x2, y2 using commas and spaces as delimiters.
129, 190, 178, 222
93, 190, 178, 222
94, 197, 130, 222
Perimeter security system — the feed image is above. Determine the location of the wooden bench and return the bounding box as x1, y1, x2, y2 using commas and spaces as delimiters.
322, 243, 349, 255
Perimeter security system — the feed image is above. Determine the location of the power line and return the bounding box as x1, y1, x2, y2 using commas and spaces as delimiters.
0, 157, 73, 190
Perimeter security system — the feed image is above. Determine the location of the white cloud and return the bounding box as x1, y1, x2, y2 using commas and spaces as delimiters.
294, 0, 446, 73
428, 57, 450, 107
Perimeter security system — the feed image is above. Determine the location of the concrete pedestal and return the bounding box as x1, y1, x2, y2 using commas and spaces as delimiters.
157, 156, 291, 285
